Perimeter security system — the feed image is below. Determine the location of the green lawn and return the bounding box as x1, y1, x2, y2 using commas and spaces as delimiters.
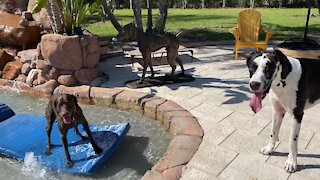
85, 8, 320, 41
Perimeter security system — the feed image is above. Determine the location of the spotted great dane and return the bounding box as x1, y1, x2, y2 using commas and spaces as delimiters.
247, 50, 320, 173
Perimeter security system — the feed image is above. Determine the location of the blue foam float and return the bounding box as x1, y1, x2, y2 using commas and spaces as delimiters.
0, 103, 130, 175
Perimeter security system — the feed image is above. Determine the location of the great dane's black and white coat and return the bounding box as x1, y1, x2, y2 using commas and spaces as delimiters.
247, 50, 320, 173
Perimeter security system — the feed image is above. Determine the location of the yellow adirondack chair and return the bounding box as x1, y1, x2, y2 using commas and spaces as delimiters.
230, 9, 274, 60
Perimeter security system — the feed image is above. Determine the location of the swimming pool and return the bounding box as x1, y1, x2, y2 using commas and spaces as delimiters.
0, 87, 169, 180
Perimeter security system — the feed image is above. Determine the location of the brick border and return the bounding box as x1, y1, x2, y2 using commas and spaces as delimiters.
0, 80, 204, 180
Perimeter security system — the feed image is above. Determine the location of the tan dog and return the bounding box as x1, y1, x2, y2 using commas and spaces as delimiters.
113, 23, 184, 83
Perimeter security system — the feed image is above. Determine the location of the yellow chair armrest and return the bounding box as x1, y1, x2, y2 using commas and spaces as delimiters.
229, 27, 240, 40
260, 28, 275, 41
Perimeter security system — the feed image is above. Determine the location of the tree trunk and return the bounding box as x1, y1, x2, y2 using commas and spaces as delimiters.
132, 0, 143, 31
201, 0, 205, 9
101, 0, 122, 32
222, 0, 226, 8
146, 0, 153, 33
183, 0, 187, 9
304, 2, 311, 41
129, 0, 133, 9
156, 0, 169, 34
250, 0, 255, 7
318, 0, 320, 15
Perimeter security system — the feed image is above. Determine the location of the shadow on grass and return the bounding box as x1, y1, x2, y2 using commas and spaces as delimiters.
263, 23, 320, 40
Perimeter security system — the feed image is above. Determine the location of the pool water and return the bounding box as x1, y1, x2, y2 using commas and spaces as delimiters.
0, 87, 169, 180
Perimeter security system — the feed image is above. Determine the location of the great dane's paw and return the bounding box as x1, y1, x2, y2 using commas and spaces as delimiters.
285, 157, 297, 173
260, 145, 274, 155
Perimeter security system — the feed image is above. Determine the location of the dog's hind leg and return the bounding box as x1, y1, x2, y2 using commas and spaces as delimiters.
74, 106, 103, 154
285, 111, 303, 173
74, 124, 86, 140
45, 103, 55, 155
148, 58, 154, 78
167, 49, 177, 79
260, 99, 286, 155
175, 56, 184, 75
139, 52, 151, 83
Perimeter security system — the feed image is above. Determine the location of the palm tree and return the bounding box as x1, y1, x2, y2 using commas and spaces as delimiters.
32, 0, 64, 34
146, 0, 153, 33
132, 0, 143, 31
32, 0, 102, 35
155, 0, 169, 34
101, 0, 122, 32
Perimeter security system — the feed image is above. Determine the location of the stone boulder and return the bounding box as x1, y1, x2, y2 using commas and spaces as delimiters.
75, 68, 99, 85
84, 32, 100, 54
0, 12, 41, 48
2, 60, 23, 80
16, 74, 27, 83
48, 67, 60, 79
83, 52, 100, 68
82, 32, 100, 68
0, 0, 28, 13
36, 59, 51, 73
26, 69, 38, 86
0, 49, 14, 70
37, 69, 49, 85
40, 34, 82, 71
34, 79, 59, 94
57, 75, 78, 86
21, 62, 31, 75
17, 49, 37, 63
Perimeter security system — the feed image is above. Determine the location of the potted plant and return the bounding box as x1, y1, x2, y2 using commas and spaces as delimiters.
27, 0, 104, 89
32, 0, 102, 35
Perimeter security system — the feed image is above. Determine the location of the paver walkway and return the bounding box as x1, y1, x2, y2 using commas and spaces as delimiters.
100, 45, 320, 180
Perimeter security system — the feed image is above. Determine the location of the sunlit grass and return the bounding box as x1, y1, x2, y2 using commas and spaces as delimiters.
85, 8, 320, 41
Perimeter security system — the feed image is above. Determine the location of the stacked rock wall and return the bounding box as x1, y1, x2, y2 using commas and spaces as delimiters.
0, 12, 41, 49
2, 32, 107, 94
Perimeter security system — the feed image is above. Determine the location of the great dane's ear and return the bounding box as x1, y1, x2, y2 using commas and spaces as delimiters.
274, 49, 292, 79
246, 51, 260, 67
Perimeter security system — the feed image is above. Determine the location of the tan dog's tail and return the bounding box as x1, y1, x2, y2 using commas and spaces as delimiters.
176, 28, 202, 37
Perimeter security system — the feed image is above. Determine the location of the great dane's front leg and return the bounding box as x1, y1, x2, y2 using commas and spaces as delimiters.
285, 112, 303, 173
260, 99, 286, 155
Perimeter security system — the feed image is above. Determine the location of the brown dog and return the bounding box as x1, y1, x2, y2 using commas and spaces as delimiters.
114, 23, 184, 83
45, 94, 102, 168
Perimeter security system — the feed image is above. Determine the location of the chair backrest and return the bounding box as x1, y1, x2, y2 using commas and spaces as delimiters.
237, 9, 261, 42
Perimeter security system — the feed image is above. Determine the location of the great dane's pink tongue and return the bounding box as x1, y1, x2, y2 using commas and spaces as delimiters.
63, 116, 72, 124
249, 92, 263, 113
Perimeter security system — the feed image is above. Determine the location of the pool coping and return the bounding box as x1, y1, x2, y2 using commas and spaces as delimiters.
0, 79, 204, 180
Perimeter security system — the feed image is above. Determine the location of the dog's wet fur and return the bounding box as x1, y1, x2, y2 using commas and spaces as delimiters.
114, 23, 184, 83
247, 50, 320, 172
45, 94, 102, 168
